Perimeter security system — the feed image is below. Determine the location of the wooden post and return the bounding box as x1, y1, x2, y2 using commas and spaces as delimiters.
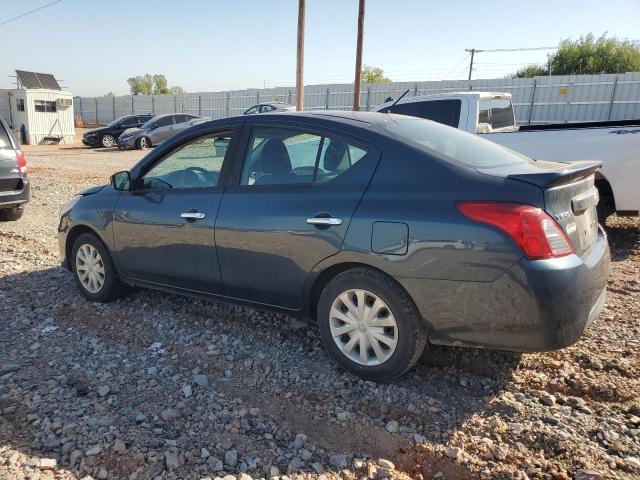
296, 0, 305, 111
353, 0, 365, 111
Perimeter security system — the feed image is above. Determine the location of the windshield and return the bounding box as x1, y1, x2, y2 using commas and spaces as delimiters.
477, 98, 516, 132
107, 116, 128, 128
382, 116, 530, 168
141, 118, 156, 129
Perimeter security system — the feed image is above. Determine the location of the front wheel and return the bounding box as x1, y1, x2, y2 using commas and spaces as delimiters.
71, 233, 124, 302
101, 134, 116, 148
0, 206, 24, 221
136, 136, 150, 149
317, 267, 427, 381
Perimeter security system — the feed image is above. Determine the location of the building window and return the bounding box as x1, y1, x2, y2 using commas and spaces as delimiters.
16, 99, 25, 111
34, 100, 57, 112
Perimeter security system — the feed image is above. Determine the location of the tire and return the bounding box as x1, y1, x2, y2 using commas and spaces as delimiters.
71, 233, 124, 302
101, 134, 116, 148
136, 136, 150, 149
317, 267, 427, 381
0, 206, 24, 221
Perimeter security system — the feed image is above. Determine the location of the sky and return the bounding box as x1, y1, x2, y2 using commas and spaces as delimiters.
1, 0, 639, 97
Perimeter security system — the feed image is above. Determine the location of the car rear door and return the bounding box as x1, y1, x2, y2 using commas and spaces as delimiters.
112, 126, 239, 293
215, 122, 380, 309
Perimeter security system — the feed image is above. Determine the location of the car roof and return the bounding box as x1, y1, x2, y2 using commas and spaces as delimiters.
254, 110, 398, 126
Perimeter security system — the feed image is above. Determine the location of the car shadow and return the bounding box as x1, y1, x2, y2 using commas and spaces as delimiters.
604, 216, 640, 261
1, 265, 520, 479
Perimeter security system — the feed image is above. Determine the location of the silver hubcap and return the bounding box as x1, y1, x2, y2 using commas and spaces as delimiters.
75, 244, 105, 294
140, 138, 147, 148
329, 289, 398, 366
102, 135, 114, 147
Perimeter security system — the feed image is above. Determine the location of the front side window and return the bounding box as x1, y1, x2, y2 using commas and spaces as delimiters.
174, 114, 188, 124
155, 116, 173, 128
120, 117, 138, 127
477, 98, 516, 132
140, 134, 231, 190
245, 106, 259, 115
34, 100, 56, 112
240, 127, 368, 186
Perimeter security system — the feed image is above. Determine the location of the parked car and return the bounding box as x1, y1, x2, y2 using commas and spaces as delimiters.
117, 113, 207, 150
244, 102, 295, 115
376, 92, 640, 222
0, 117, 29, 221
58, 111, 610, 380
83, 114, 153, 148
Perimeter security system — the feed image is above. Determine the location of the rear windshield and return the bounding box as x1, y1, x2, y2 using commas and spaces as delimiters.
382, 115, 529, 168
0, 122, 14, 149
383, 99, 462, 127
478, 98, 516, 132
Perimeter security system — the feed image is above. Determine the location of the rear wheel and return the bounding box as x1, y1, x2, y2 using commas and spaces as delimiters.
136, 136, 150, 149
317, 267, 427, 381
101, 134, 116, 148
71, 233, 124, 302
0, 206, 24, 221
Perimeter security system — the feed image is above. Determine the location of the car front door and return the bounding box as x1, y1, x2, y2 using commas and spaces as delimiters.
112, 127, 237, 293
149, 115, 175, 144
215, 123, 380, 309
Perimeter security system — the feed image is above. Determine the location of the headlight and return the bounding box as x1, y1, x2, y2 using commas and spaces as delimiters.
60, 195, 82, 217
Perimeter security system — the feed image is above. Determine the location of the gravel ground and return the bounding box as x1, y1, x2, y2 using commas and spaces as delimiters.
0, 145, 638, 480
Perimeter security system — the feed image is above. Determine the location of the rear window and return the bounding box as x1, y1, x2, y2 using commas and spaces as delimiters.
478, 98, 516, 132
383, 99, 461, 127
0, 123, 14, 149
382, 116, 529, 168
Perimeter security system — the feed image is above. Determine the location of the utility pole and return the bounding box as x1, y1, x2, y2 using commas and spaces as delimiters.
353, 0, 365, 111
296, 0, 305, 111
465, 48, 478, 82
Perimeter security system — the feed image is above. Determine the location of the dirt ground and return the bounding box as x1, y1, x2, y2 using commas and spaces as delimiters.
0, 143, 638, 480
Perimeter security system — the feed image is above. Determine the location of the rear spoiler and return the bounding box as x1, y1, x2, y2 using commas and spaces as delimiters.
507, 160, 602, 189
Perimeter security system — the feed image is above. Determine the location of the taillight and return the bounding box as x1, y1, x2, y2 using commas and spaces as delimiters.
457, 202, 573, 259
16, 150, 27, 175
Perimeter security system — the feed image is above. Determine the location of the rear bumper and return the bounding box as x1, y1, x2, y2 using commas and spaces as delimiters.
399, 227, 610, 352
0, 177, 30, 208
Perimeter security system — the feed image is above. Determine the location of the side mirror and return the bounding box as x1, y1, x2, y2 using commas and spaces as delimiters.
111, 171, 132, 191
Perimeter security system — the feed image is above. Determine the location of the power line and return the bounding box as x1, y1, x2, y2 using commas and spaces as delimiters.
0, 0, 64, 28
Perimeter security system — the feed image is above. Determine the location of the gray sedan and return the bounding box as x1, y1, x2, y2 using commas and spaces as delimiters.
58, 111, 610, 380
118, 113, 208, 149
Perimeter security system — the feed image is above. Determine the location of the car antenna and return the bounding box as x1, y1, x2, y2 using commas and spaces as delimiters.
385, 89, 410, 113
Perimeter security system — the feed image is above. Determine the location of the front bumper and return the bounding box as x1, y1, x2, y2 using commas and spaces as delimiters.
399, 226, 611, 352
0, 177, 30, 209
82, 136, 98, 147
117, 137, 136, 150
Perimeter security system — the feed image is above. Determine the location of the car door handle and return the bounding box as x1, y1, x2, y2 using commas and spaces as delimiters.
306, 217, 342, 226
181, 211, 205, 220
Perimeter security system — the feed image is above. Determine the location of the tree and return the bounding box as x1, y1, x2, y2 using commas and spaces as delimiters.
104, 92, 114, 97
510, 34, 640, 78
508, 64, 548, 78
126, 74, 185, 95
361, 65, 391, 83
127, 74, 154, 95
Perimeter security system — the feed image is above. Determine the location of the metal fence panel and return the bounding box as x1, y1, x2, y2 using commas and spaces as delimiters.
74, 73, 640, 126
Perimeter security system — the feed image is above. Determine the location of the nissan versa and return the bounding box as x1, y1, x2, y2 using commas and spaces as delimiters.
58, 111, 610, 380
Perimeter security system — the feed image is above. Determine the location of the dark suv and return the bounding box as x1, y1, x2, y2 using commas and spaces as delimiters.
0, 117, 29, 221
83, 114, 154, 148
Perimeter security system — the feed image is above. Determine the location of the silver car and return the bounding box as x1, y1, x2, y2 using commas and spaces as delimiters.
118, 113, 208, 149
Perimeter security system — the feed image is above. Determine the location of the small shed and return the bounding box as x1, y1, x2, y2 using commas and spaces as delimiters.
0, 70, 75, 145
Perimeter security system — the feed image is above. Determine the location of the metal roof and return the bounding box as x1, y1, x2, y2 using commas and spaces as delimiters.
15, 70, 61, 90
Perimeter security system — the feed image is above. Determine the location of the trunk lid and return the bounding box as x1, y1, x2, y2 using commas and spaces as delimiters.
478, 159, 602, 257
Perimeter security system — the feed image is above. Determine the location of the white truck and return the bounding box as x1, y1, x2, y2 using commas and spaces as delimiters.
376, 92, 640, 221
